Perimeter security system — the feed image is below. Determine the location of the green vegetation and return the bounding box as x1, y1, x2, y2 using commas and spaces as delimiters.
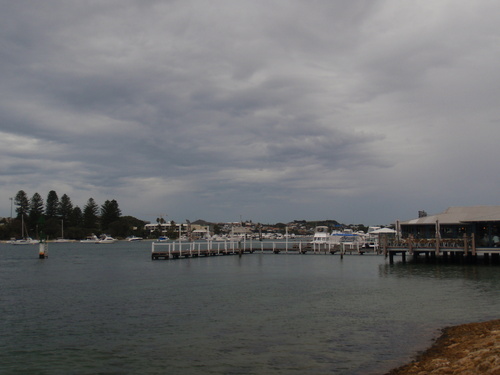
0, 190, 145, 240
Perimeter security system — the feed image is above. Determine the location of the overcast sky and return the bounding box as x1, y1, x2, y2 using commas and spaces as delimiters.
2, 0, 500, 226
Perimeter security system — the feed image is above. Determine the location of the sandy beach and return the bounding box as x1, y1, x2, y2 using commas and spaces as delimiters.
386, 319, 500, 374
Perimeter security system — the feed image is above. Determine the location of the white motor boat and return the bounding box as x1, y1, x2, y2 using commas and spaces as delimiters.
80, 235, 99, 243
311, 226, 335, 244
126, 236, 143, 242
310, 226, 366, 250
54, 238, 75, 243
98, 235, 117, 244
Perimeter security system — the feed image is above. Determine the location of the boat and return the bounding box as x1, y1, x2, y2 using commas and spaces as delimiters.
54, 220, 73, 242
366, 226, 382, 249
157, 236, 169, 242
311, 226, 334, 244
9, 237, 38, 245
9, 214, 38, 245
310, 226, 367, 249
80, 234, 99, 243
126, 236, 143, 242
331, 228, 367, 249
53, 238, 75, 243
98, 235, 117, 244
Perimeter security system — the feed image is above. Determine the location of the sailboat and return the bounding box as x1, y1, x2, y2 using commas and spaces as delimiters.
9, 214, 38, 245
54, 220, 73, 243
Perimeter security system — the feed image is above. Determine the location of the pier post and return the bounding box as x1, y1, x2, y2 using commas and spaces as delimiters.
435, 220, 440, 256
471, 233, 476, 256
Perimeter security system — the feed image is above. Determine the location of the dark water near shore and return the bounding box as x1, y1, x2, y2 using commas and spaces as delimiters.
0, 241, 498, 374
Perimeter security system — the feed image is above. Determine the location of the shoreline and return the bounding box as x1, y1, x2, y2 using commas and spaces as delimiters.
386, 319, 500, 374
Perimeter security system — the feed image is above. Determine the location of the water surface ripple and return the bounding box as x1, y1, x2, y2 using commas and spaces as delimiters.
0, 242, 498, 374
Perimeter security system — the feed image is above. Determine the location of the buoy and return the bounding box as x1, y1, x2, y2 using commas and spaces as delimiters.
39, 241, 48, 259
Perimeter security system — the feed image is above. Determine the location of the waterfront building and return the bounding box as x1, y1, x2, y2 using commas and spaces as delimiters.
399, 206, 500, 248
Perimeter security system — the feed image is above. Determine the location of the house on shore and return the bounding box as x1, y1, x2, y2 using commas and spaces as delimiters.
399, 206, 500, 248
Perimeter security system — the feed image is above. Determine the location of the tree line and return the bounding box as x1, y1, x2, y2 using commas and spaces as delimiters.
0, 190, 145, 240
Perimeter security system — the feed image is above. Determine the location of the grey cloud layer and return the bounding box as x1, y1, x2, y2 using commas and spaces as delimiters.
1, 0, 500, 223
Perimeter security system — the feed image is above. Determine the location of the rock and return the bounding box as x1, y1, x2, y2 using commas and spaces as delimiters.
386, 319, 500, 375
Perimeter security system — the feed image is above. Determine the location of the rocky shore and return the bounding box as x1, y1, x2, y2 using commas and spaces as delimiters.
386, 319, 500, 374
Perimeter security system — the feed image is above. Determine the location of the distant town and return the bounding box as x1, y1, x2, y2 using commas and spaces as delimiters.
1, 190, 375, 241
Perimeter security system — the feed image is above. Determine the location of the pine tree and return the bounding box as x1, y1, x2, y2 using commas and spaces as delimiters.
69, 206, 83, 228
59, 194, 74, 222
45, 190, 59, 219
100, 199, 121, 231
83, 198, 99, 230
28, 192, 44, 232
14, 190, 30, 220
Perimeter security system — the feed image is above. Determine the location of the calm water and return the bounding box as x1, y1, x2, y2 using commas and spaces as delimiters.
0, 241, 498, 375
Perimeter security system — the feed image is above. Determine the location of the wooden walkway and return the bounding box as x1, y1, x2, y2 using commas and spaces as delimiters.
384, 235, 500, 265
151, 240, 368, 260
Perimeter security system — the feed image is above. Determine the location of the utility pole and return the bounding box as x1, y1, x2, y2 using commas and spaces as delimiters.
9, 197, 13, 221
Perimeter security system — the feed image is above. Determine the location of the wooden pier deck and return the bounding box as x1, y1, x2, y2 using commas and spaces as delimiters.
151, 240, 368, 260
384, 235, 500, 265
151, 237, 500, 264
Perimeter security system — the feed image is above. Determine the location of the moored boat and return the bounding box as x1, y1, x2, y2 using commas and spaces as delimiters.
54, 238, 75, 243
54, 220, 74, 243
311, 226, 334, 244
126, 236, 143, 242
9, 237, 38, 245
98, 235, 117, 244
80, 235, 99, 243
10, 213, 38, 245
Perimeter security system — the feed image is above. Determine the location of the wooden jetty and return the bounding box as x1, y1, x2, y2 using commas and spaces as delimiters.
151, 239, 368, 260
384, 234, 500, 265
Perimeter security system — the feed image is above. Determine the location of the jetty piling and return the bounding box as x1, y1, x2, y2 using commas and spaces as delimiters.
151, 239, 373, 260
150, 236, 499, 264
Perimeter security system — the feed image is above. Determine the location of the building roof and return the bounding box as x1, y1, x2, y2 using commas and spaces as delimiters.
232, 226, 252, 234
400, 206, 500, 225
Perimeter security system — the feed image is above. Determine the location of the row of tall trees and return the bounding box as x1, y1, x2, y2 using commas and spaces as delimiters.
1, 190, 144, 240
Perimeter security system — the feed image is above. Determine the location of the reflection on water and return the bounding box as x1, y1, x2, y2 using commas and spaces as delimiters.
381, 260, 499, 280
0, 243, 498, 375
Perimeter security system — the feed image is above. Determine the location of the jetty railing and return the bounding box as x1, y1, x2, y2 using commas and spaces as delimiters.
151, 238, 368, 259
383, 235, 475, 256
383, 234, 500, 264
